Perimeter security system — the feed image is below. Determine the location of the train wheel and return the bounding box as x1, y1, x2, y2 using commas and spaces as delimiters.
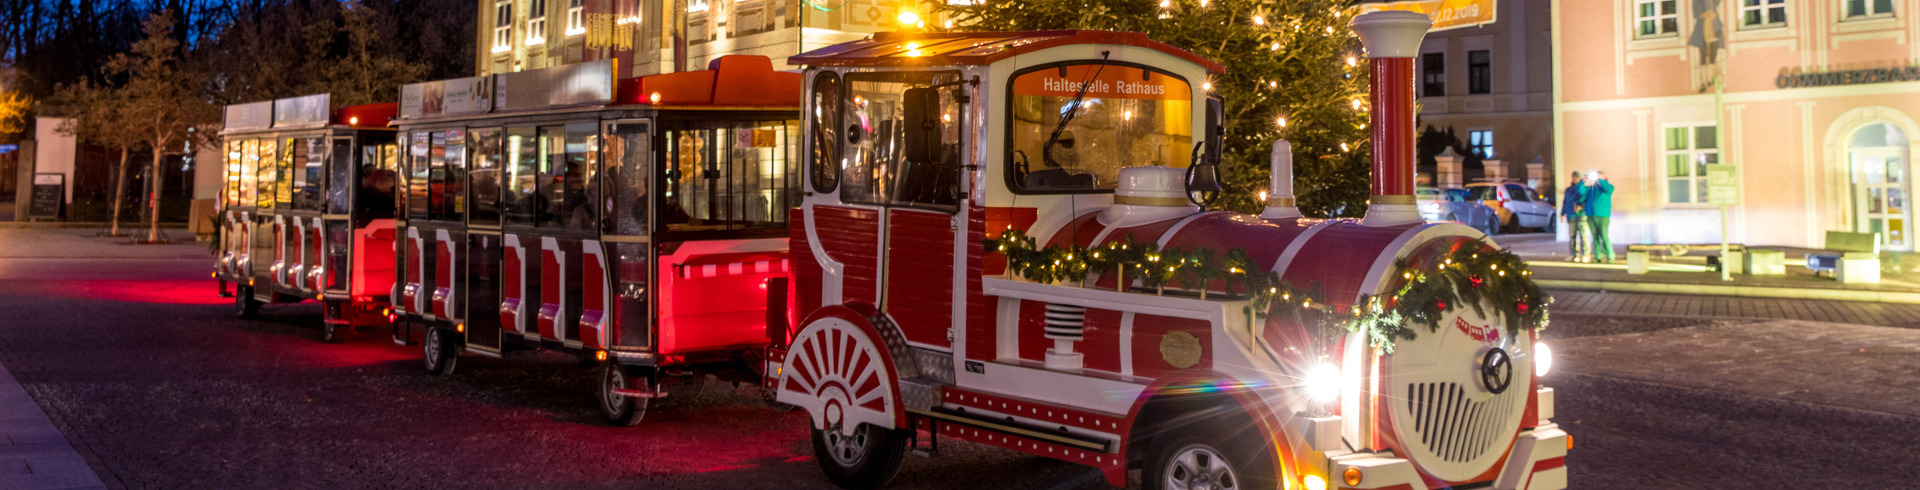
600, 364, 649, 427
234, 286, 261, 318
320, 322, 342, 344
810, 423, 909, 489
1144, 424, 1275, 490
423, 328, 458, 376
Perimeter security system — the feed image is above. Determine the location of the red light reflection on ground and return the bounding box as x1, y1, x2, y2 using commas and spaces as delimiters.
53, 279, 229, 305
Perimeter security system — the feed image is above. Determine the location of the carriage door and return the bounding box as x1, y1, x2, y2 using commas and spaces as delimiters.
465, 128, 506, 353
844, 73, 967, 349
599, 120, 651, 350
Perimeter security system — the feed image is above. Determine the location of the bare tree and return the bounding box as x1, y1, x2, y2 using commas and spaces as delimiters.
47, 80, 147, 235
110, 11, 217, 243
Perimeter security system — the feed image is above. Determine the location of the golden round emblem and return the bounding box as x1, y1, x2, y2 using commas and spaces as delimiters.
1159, 330, 1202, 369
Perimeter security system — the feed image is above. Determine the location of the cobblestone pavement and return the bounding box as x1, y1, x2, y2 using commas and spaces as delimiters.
1548, 289, 1920, 327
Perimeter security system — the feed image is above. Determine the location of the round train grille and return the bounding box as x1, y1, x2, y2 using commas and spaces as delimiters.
1383, 302, 1534, 482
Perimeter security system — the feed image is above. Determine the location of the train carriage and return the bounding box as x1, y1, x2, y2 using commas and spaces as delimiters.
389, 56, 802, 425
775, 15, 1568, 490
214, 95, 400, 342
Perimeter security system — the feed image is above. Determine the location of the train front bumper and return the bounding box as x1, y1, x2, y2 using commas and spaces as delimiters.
1299, 387, 1567, 490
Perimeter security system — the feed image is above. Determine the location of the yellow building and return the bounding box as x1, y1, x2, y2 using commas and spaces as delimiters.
474, 0, 910, 77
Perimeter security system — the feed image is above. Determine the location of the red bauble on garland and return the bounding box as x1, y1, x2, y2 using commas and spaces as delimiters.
1436, 299, 1447, 311
1515, 301, 1529, 314
1468, 274, 1484, 287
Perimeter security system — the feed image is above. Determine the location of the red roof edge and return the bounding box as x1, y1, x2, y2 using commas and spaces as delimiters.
788, 30, 1225, 74
616, 55, 802, 107
334, 103, 398, 128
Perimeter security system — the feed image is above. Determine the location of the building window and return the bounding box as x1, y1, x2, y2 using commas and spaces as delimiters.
1843, 0, 1894, 19
1469, 130, 1494, 159
1741, 0, 1787, 28
527, 0, 548, 46
1467, 50, 1490, 94
1422, 53, 1445, 97
1636, 0, 1679, 38
566, 0, 586, 36
1663, 124, 1719, 204
492, 1, 512, 53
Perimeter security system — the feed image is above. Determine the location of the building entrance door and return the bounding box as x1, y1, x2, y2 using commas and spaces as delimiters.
1850, 122, 1912, 251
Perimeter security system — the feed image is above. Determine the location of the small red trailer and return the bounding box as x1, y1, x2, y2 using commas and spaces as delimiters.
774, 16, 1567, 490
389, 56, 803, 425
215, 95, 399, 342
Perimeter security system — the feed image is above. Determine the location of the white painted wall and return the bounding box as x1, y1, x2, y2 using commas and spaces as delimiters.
32, 117, 76, 203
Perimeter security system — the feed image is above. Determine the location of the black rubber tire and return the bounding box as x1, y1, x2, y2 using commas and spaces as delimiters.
1501, 214, 1521, 234
600, 364, 649, 427
320, 322, 342, 344
423, 328, 459, 376
1143, 422, 1277, 490
235, 286, 261, 318
811, 424, 910, 489
1483, 215, 1500, 236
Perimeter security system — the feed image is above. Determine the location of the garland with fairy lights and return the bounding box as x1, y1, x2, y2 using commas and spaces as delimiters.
986, 230, 1550, 353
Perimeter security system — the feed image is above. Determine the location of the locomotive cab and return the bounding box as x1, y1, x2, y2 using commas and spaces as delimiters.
779, 19, 1565, 490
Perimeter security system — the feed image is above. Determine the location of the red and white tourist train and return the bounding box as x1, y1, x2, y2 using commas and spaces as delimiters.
215, 95, 401, 342
387, 56, 802, 424
773, 13, 1567, 490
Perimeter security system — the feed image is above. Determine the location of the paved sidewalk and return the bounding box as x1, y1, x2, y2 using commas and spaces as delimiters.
1549, 290, 1920, 328
0, 362, 108, 490
1556, 319, 1920, 418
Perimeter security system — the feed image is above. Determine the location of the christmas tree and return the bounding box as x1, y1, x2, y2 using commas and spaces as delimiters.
936, 0, 1373, 217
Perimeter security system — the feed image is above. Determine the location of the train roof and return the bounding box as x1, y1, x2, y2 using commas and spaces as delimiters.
221, 94, 395, 135
788, 30, 1224, 73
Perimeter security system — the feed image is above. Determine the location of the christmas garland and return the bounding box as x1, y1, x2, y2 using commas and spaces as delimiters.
987, 230, 1550, 353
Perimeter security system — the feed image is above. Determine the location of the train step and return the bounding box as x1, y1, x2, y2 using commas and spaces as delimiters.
909, 406, 1113, 453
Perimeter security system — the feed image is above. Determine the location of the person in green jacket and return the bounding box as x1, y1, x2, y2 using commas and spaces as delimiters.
1584, 172, 1616, 263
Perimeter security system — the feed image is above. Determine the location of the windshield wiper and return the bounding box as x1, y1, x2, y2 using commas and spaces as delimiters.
1041, 51, 1110, 171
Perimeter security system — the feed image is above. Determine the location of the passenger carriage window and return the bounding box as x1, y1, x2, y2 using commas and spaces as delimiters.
536, 125, 568, 228
444, 129, 467, 223
408, 132, 431, 220
1007, 63, 1194, 193
563, 123, 599, 231
256, 139, 277, 208
289, 137, 309, 209
429, 131, 448, 219
662, 120, 798, 232
275, 138, 295, 207
809, 72, 840, 193
604, 122, 651, 236
225, 141, 242, 208
299, 138, 327, 211
356, 142, 398, 220
240, 140, 258, 207
468, 128, 503, 226
504, 126, 539, 226
326, 138, 352, 214
841, 71, 963, 210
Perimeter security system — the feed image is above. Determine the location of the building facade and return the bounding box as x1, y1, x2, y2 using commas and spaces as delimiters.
1555, 0, 1920, 250
1414, 0, 1555, 189
473, 0, 905, 78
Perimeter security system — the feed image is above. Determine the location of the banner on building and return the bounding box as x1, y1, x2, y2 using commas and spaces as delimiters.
1357, 0, 1498, 32
400, 76, 494, 119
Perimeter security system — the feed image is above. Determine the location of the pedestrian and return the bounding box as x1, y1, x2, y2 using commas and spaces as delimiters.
1584, 171, 1616, 263
1561, 173, 1589, 262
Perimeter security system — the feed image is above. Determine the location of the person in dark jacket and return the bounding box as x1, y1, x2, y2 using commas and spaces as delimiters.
1584, 171, 1616, 263
1561, 173, 1589, 262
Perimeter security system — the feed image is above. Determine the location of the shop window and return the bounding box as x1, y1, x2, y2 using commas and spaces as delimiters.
566, 0, 585, 36
493, 1, 512, 53
1007, 63, 1193, 195
1469, 130, 1494, 159
808, 72, 841, 193
663, 120, 799, 233
1635, 0, 1679, 38
1663, 124, 1719, 204
1741, 0, 1787, 28
469, 128, 503, 226
1467, 50, 1490, 94
1421, 53, 1445, 97
1844, 0, 1894, 19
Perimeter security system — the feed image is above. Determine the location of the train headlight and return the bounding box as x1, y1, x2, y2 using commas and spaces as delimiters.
1534, 342, 1553, 377
1302, 474, 1328, 490
1306, 363, 1342, 402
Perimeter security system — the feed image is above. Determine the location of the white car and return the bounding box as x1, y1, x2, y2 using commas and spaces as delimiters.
1418, 187, 1502, 235
1466, 182, 1556, 232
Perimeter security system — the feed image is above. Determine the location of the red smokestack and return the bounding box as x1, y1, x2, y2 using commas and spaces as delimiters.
1351, 11, 1433, 227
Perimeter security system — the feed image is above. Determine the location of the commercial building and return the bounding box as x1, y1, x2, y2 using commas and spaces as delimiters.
474, 0, 903, 78
1554, 0, 1920, 250
1413, 0, 1555, 189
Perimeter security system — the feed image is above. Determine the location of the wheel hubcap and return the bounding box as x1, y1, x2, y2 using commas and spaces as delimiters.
604, 368, 626, 413
1166, 444, 1238, 490
424, 332, 439, 368
825, 425, 869, 467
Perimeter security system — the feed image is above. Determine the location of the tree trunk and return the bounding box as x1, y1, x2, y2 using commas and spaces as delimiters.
147, 150, 163, 242
107, 146, 130, 235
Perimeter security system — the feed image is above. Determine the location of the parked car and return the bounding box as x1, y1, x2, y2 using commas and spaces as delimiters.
1466, 181, 1557, 233
1418, 187, 1502, 235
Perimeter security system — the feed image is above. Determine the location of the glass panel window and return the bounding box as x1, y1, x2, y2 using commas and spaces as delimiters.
358, 142, 398, 219
326, 138, 352, 214
841, 71, 967, 208
664, 120, 799, 232
562, 122, 599, 231
443, 129, 467, 222
606, 122, 652, 236
296, 138, 326, 211
809, 73, 841, 193
535, 125, 566, 228
408, 132, 431, 219
225, 141, 243, 207
1741, 0, 1787, 28
1421, 53, 1445, 97
1467, 50, 1491, 94
1663, 123, 1719, 204
567, 0, 585, 36
1636, 0, 1679, 38
256, 139, 277, 208
1008, 64, 1193, 194
1844, 0, 1895, 19
492, 2, 512, 53
1468, 130, 1494, 159
275, 138, 295, 207
527, 0, 548, 45
240, 139, 259, 207
469, 128, 503, 225
505, 126, 539, 226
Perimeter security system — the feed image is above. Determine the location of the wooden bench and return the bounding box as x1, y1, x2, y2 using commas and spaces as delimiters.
1807, 231, 1880, 284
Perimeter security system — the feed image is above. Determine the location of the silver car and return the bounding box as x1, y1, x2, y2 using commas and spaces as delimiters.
1419, 187, 1502, 236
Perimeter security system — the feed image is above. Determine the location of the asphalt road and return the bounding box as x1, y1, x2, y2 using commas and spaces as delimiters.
1, 231, 1916, 489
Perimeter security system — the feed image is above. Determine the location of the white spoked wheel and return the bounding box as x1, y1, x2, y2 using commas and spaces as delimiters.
778, 313, 905, 488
